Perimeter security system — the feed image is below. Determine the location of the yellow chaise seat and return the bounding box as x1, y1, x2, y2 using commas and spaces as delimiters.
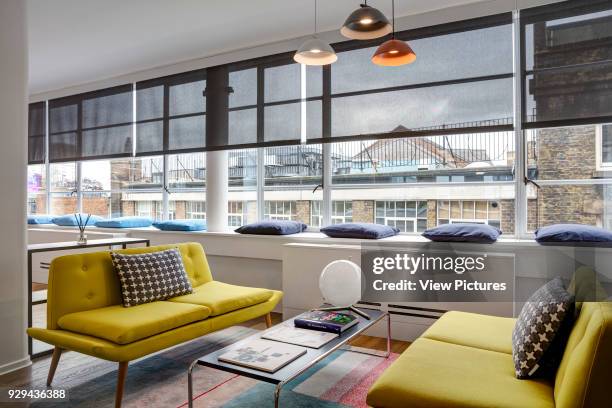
27, 242, 282, 408
368, 302, 612, 408
169, 280, 274, 316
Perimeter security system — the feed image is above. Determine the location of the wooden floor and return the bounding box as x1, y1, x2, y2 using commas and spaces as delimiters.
1, 312, 409, 390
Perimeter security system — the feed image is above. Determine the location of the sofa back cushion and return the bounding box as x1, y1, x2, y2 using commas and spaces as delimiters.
554, 302, 612, 408
111, 248, 193, 307
47, 242, 213, 329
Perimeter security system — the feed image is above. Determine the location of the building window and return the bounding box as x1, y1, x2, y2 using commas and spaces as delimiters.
376, 200, 428, 232
601, 125, 612, 166
186, 201, 206, 219
311, 201, 352, 226
264, 201, 296, 221
228, 201, 244, 226
437, 200, 501, 229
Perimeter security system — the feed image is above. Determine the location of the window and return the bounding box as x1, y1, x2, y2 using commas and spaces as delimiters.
49, 162, 77, 215
437, 200, 501, 229
331, 21, 513, 141
523, 3, 612, 126
599, 125, 612, 167
228, 201, 244, 226
264, 145, 323, 226
525, 123, 612, 231
136, 70, 206, 155
264, 201, 296, 221
167, 152, 206, 220
186, 201, 206, 219
311, 201, 352, 226
376, 201, 428, 232
330, 131, 515, 234
79, 156, 164, 218
228, 148, 257, 226
27, 164, 46, 215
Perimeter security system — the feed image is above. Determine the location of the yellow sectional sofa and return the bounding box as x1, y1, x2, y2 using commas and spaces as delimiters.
367, 302, 612, 408
27, 242, 282, 408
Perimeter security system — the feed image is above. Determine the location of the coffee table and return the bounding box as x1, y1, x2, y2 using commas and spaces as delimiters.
187, 308, 390, 408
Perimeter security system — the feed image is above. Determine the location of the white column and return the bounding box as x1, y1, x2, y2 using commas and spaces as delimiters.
0, 0, 30, 375
206, 150, 228, 231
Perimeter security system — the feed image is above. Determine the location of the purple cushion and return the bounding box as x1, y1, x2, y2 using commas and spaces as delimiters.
535, 224, 612, 243
422, 223, 501, 243
320, 223, 399, 239
235, 220, 307, 235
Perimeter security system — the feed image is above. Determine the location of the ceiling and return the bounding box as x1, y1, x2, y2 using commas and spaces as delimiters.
28, 0, 489, 95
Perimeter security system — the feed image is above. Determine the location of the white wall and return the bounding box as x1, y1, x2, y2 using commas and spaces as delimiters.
0, 0, 30, 375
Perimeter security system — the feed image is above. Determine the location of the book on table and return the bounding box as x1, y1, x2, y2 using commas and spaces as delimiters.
261, 324, 338, 349
217, 339, 306, 373
294, 310, 359, 334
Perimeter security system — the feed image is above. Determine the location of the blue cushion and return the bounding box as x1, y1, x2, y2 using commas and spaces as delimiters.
320, 223, 400, 239
535, 224, 612, 243
422, 223, 501, 243
235, 220, 307, 235
95, 216, 153, 228
52, 214, 104, 227
152, 219, 207, 232
27, 214, 55, 225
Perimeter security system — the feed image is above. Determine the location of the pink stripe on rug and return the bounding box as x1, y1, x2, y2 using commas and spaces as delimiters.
319, 354, 383, 402
338, 353, 400, 408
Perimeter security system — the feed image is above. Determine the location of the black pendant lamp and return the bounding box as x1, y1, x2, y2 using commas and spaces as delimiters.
341, 1, 392, 40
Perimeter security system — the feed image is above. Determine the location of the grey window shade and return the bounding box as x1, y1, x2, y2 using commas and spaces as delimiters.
28, 102, 46, 164
135, 69, 206, 155
522, 0, 612, 128
48, 84, 133, 162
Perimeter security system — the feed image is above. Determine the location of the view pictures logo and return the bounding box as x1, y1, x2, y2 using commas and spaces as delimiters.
371, 253, 487, 275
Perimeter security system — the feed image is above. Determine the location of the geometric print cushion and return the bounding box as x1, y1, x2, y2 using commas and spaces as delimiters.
512, 277, 574, 378
110, 248, 193, 307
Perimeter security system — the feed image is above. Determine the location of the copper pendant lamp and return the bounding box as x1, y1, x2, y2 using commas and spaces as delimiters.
371, 0, 416, 67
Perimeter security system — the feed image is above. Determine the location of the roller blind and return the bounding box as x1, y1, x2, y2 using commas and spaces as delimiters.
522, 0, 612, 128
28, 102, 46, 164
48, 84, 133, 162
135, 69, 206, 155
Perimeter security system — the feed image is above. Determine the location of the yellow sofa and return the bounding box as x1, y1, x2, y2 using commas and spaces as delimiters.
27, 242, 282, 408
367, 302, 612, 408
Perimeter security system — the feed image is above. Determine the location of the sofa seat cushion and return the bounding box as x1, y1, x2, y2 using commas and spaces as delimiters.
168, 281, 273, 316
422, 311, 516, 354
367, 338, 554, 408
57, 301, 211, 345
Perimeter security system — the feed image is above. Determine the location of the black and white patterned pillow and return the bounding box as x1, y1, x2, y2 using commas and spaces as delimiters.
111, 248, 193, 307
512, 277, 574, 378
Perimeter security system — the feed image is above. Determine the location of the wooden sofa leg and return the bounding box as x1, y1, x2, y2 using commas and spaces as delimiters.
115, 362, 129, 408
46, 347, 63, 386
265, 313, 273, 328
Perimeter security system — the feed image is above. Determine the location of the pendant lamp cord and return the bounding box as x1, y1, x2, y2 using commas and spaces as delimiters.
391, 0, 395, 39
314, 0, 317, 34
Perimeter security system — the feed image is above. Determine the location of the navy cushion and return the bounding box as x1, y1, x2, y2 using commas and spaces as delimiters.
422, 223, 502, 243
95, 217, 153, 228
235, 220, 307, 235
27, 214, 55, 225
52, 214, 104, 227
535, 224, 612, 243
320, 223, 400, 239
152, 219, 207, 232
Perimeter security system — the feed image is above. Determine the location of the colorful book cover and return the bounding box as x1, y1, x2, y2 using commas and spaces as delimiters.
294, 311, 359, 334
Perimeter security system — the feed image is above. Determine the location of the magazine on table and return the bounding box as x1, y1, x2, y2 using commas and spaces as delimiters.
218, 339, 306, 373
262, 324, 339, 348
294, 310, 359, 334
